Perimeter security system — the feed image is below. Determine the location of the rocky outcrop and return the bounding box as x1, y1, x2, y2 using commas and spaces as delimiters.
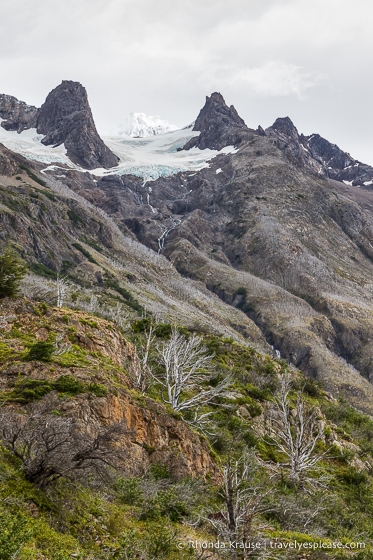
184, 92, 251, 150
0, 94, 38, 132
37, 81, 119, 170
0, 298, 220, 481
0, 143, 27, 175
303, 133, 373, 186
266, 117, 324, 175
266, 117, 373, 186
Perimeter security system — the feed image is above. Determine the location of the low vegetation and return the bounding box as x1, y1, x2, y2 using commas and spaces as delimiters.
0, 296, 372, 558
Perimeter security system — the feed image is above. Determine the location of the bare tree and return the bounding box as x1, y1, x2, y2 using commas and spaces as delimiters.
53, 333, 72, 356
133, 323, 155, 394
21, 274, 56, 304
155, 329, 229, 413
0, 394, 131, 488
266, 375, 326, 484
56, 274, 69, 308
208, 452, 272, 560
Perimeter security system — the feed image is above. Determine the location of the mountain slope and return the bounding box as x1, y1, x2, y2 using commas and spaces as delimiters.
0, 143, 266, 346
34, 91, 373, 414
2, 84, 373, 413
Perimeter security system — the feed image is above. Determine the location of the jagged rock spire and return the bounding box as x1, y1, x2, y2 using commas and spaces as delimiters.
184, 92, 250, 151
37, 81, 118, 170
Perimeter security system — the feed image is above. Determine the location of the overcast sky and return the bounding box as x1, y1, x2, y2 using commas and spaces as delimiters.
1, 0, 373, 163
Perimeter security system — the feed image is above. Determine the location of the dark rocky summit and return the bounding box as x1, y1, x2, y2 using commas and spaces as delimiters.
37, 81, 119, 170
0, 94, 38, 132
183, 92, 251, 150
0, 82, 118, 170
304, 133, 373, 186
266, 116, 373, 186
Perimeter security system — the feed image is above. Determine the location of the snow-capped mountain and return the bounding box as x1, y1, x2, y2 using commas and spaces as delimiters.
110, 112, 178, 138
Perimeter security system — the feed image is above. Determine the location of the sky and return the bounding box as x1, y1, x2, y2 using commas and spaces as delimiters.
1, 0, 373, 164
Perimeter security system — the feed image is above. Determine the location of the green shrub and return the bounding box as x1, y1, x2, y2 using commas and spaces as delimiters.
29, 262, 57, 279
88, 383, 108, 397
154, 323, 172, 338
0, 510, 32, 560
9, 378, 52, 403
67, 209, 83, 227
0, 248, 27, 298
116, 477, 143, 505
53, 375, 85, 395
20, 164, 46, 187
147, 462, 171, 480
139, 489, 188, 522
131, 317, 152, 333
71, 242, 98, 264
26, 341, 54, 362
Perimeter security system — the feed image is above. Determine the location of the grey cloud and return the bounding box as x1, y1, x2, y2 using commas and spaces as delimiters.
0, 0, 372, 163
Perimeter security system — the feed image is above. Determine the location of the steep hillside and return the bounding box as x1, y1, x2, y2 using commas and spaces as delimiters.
0, 144, 267, 346
1, 297, 373, 558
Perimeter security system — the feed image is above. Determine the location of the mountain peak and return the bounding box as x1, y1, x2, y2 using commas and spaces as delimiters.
270, 116, 299, 138
0, 94, 38, 133
36, 80, 118, 169
184, 92, 249, 151
193, 92, 246, 133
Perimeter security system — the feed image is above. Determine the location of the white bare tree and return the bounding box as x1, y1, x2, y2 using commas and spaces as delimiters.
56, 274, 69, 308
266, 375, 327, 484
133, 323, 155, 394
156, 329, 229, 413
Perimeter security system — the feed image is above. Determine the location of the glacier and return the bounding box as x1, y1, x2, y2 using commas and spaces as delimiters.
0, 121, 238, 181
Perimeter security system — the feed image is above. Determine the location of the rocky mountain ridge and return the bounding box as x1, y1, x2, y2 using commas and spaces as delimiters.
266, 115, 373, 186
0, 81, 118, 169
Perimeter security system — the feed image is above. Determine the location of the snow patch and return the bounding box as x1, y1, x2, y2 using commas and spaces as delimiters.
0, 121, 69, 165
216, 168, 222, 174
109, 113, 178, 138
343, 180, 353, 186
364, 180, 373, 186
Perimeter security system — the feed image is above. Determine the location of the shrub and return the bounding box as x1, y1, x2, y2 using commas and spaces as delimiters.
116, 477, 143, 506
26, 342, 54, 362
53, 375, 85, 395
88, 382, 108, 397
0, 510, 32, 560
9, 378, 52, 403
0, 248, 27, 298
20, 164, 46, 187
131, 317, 152, 333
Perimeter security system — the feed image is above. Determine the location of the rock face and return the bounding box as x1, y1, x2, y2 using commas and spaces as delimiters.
184, 92, 251, 150
266, 117, 373, 186
0, 298, 219, 481
0, 94, 38, 132
304, 133, 373, 186
37, 81, 119, 169
0, 144, 26, 175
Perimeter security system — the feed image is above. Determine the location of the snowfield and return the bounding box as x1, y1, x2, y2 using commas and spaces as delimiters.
0, 121, 237, 181
109, 112, 178, 138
